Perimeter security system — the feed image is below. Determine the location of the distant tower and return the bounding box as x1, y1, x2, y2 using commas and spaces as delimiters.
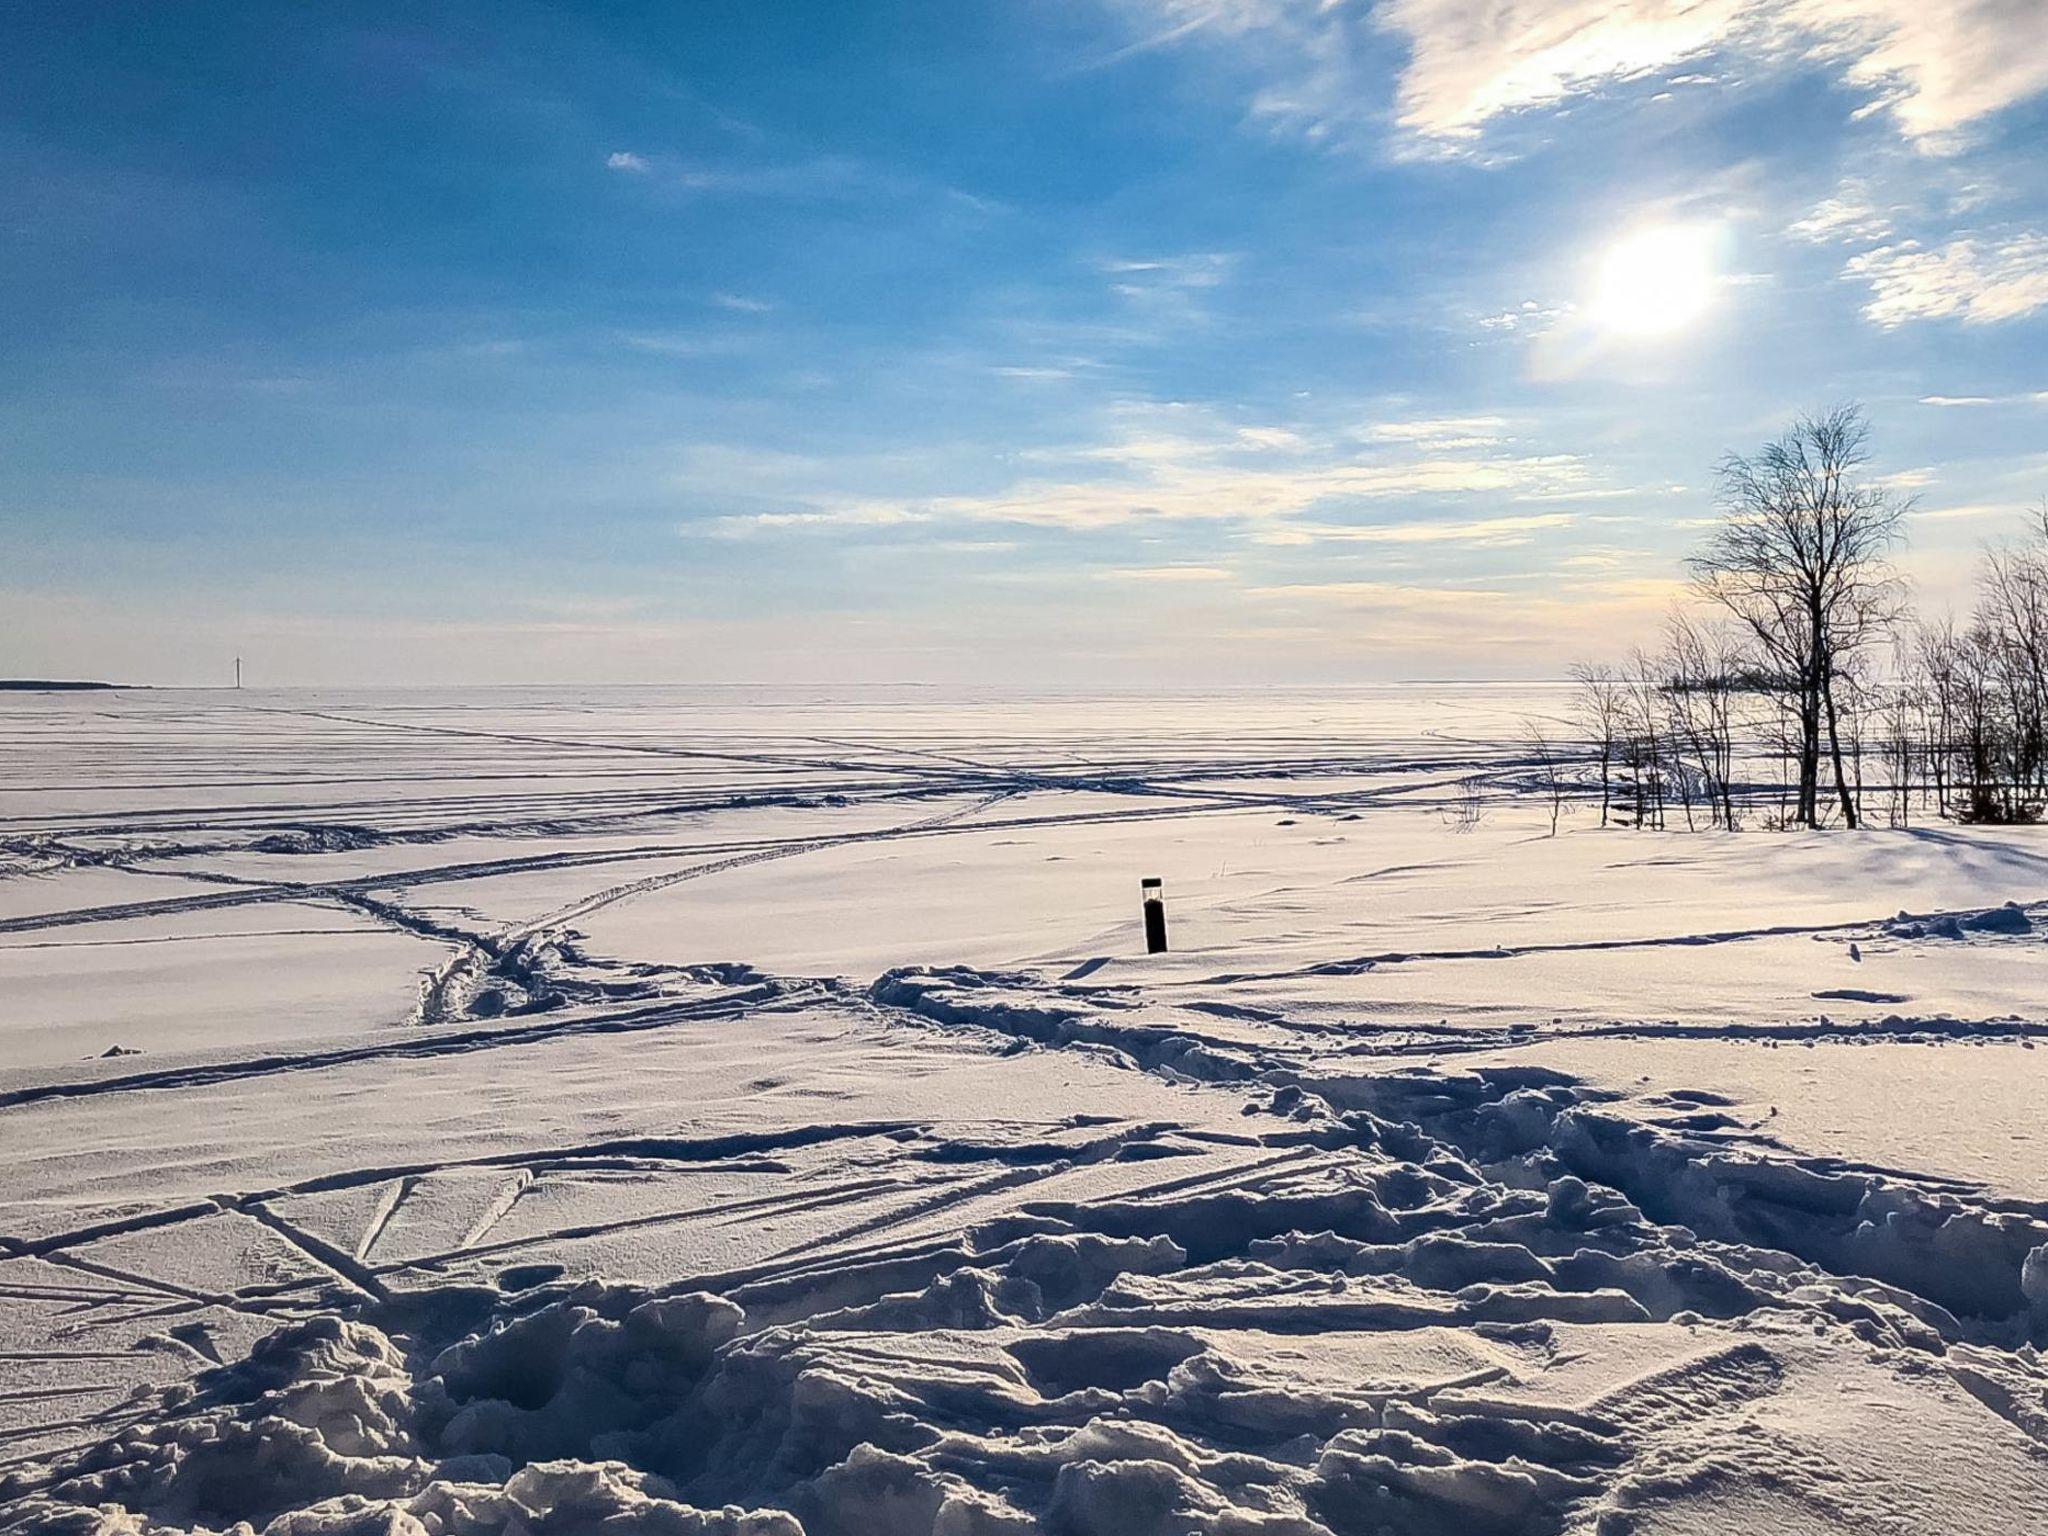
235, 657, 242, 690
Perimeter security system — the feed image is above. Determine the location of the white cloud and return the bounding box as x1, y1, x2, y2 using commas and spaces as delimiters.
711, 292, 775, 313
811, 454, 1587, 531
1235, 426, 1307, 450
1249, 580, 1517, 605
1804, 1, 2048, 145
1100, 253, 1236, 287
700, 505, 933, 538
1249, 511, 1576, 546
1845, 232, 2048, 324
1099, 253, 1239, 320
1115, 0, 2048, 152
605, 151, 650, 173
1363, 416, 1513, 448
678, 406, 1594, 538
1378, 0, 1749, 145
1095, 564, 1237, 581
1475, 302, 1570, 334
1919, 391, 2048, 406
1787, 184, 1899, 244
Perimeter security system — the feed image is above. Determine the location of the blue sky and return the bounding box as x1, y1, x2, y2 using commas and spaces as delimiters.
4, 0, 2046, 684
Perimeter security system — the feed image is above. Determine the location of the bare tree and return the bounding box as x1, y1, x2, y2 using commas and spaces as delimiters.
1523, 719, 1569, 836
1663, 611, 1740, 829
1913, 616, 1964, 818
1569, 662, 1625, 827
1974, 498, 2048, 804
1619, 648, 1670, 830
1877, 660, 1920, 828
1687, 405, 1910, 829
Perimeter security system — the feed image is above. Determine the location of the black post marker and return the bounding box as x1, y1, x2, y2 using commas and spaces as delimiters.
1142, 876, 1168, 954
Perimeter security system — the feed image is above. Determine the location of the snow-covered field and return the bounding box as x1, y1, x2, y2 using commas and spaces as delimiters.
3, 685, 2046, 1534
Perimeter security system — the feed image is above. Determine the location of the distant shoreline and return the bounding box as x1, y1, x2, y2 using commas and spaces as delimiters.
0, 680, 128, 692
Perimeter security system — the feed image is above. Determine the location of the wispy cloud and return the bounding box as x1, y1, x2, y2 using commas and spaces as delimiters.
1379, 0, 1748, 147
702, 505, 933, 538
1845, 231, 2048, 324
1474, 301, 1572, 335
1109, 0, 2048, 154
1100, 253, 1236, 290
1787, 183, 1901, 244
1363, 416, 1514, 449
1249, 511, 1577, 547
1235, 426, 1307, 450
1805, 1, 2048, 145
1095, 563, 1237, 581
616, 330, 756, 358
604, 148, 997, 213
1096, 252, 1240, 326
692, 408, 1592, 537
1919, 391, 2048, 407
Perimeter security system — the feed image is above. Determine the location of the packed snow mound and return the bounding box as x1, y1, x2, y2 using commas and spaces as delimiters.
13, 1032, 2048, 1535
1885, 900, 2035, 939
5, 1304, 795, 1536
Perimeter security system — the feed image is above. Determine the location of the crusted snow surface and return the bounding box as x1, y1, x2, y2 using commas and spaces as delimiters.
4, 687, 2048, 1534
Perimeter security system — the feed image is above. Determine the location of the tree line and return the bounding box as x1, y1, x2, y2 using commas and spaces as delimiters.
1546, 403, 2048, 832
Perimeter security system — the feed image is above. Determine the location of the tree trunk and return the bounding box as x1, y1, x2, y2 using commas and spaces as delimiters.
1823, 675, 1857, 828
1796, 698, 1821, 827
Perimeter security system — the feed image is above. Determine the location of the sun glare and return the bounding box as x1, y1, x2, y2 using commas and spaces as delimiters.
1590, 222, 1721, 337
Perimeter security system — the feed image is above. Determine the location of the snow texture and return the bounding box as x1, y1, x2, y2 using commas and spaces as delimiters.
3, 686, 2047, 1534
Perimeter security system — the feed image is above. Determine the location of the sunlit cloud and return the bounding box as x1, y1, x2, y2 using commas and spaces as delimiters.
1110, 0, 2048, 153
1787, 186, 1900, 245
1378, 0, 1748, 146
684, 408, 1596, 538
1249, 512, 1577, 546
1845, 232, 2048, 324
1095, 564, 1237, 581
1807, 1, 2048, 145
1236, 426, 1308, 450
701, 505, 934, 538
1363, 416, 1512, 445
818, 454, 1589, 531
1475, 303, 1570, 334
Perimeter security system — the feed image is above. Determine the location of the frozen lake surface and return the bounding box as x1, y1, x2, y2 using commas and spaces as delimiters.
3, 685, 2046, 1534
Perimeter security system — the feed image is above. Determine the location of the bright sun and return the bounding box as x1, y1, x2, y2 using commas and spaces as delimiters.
1591, 223, 1721, 337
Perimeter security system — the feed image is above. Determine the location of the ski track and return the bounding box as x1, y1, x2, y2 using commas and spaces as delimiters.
4, 692, 2048, 1534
